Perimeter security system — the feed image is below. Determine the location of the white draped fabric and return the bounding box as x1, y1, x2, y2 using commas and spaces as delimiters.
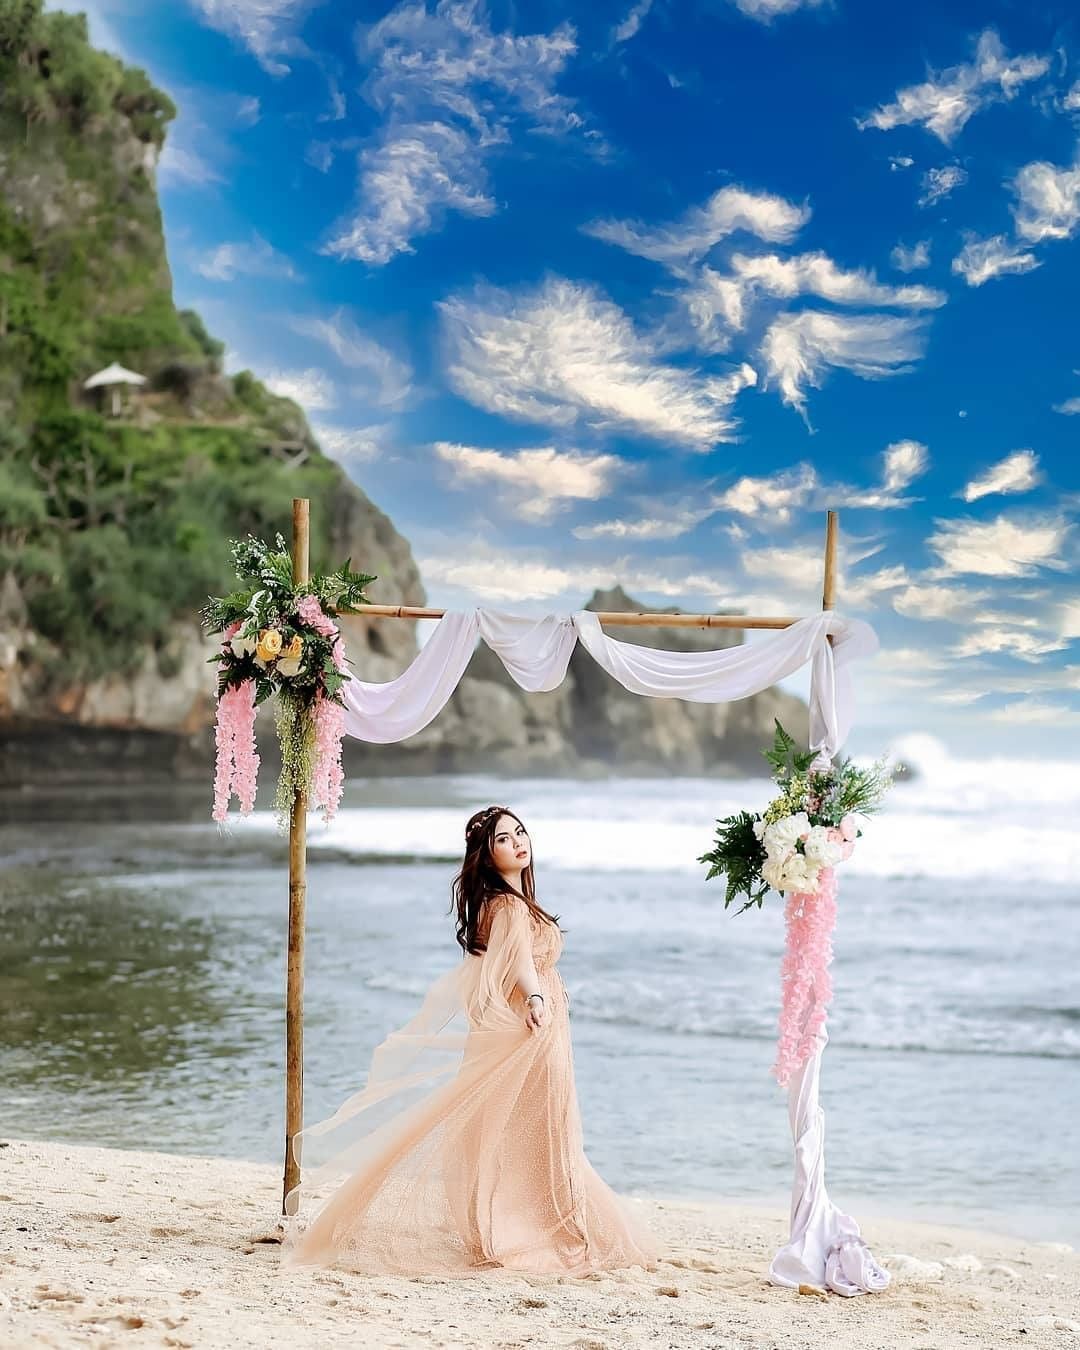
340, 605, 887, 1293
343, 608, 877, 761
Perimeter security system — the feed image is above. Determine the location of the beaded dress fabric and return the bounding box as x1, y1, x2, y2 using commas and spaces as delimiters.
281, 895, 657, 1277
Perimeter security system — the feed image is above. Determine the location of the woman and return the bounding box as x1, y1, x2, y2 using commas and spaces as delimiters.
281, 805, 657, 1278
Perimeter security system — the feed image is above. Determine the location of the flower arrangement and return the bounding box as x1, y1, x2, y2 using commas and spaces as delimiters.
201, 534, 375, 829
700, 720, 895, 1086
699, 720, 892, 914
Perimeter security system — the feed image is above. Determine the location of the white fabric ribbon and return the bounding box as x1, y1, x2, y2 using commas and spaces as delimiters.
343, 607, 878, 759
769, 1027, 891, 1296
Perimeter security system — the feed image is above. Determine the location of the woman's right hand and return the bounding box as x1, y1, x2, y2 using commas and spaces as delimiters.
525, 994, 547, 1031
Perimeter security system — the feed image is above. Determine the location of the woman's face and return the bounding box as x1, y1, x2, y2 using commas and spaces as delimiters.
489, 814, 531, 877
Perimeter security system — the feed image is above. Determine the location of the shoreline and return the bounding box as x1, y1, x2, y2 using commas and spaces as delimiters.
2, 1138, 1077, 1349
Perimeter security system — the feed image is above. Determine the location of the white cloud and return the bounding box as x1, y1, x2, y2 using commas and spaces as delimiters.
262, 367, 337, 411
188, 0, 316, 75
1013, 154, 1080, 242
157, 143, 222, 187
951, 234, 1039, 286
889, 155, 915, 171
759, 310, 927, 419
327, 2, 578, 265
572, 507, 713, 541
1059, 600, 1080, 639
952, 628, 1068, 661
826, 439, 929, 509
882, 438, 929, 491
738, 545, 907, 614
918, 163, 968, 207
678, 268, 754, 350
712, 463, 818, 522
291, 310, 413, 409
583, 185, 809, 268
891, 581, 992, 621
731, 0, 825, 19
612, 0, 653, 43
440, 277, 757, 450
310, 421, 389, 463
235, 95, 261, 126
927, 513, 1072, 578
326, 122, 495, 265
1054, 396, 1080, 415
728, 251, 944, 309
856, 29, 1049, 143
960, 449, 1041, 501
740, 543, 835, 586
839, 563, 912, 608
988, 700, 1080, 724
433, 443, 623, 522
1065, 82, 1080, 112
891, 240, 931, 271
195, 235, 298, 282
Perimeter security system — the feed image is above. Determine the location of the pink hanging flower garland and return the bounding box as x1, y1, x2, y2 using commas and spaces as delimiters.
212, 622, 260, 823
297, 595, 349, 824
772, 861, 838, 1087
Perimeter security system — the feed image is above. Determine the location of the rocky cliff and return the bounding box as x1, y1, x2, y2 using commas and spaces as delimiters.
0, 2, 425, 775
0, 5, 807, 785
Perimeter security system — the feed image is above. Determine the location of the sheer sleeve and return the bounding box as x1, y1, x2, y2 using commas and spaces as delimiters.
472, 896, 533, 1027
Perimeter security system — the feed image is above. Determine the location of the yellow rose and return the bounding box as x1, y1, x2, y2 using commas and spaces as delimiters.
283, 634, 303, 661
256, 628, 283, 662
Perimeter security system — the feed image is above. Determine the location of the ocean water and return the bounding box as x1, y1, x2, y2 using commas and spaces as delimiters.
1, 733, 1077, 1244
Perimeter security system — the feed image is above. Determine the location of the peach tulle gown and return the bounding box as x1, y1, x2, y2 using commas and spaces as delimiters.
280, 894, 658, 1277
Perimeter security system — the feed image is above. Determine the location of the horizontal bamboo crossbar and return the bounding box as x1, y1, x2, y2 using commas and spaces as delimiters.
356, 604, 807, 631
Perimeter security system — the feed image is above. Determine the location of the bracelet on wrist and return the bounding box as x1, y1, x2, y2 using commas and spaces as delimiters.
526, 993, 544, 1004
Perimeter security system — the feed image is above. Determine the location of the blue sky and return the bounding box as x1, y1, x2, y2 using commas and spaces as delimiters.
62, 0, 1080, 754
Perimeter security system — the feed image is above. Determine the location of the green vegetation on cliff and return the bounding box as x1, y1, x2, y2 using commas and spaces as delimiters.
0, 1, 363, 682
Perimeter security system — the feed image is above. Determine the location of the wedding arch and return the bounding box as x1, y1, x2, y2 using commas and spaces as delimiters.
269, 500, 885, 1296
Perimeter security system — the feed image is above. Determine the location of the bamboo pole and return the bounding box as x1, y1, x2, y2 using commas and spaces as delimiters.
822, 509, 838, 613
282, 497, 309, 1215
357, 605, 803, 630
822, 509, 838, 646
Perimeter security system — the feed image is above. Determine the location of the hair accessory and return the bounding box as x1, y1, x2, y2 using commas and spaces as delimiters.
465, 804, 510, 842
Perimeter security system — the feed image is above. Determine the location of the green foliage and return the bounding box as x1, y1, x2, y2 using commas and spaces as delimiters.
232, 369, 270, 416
761, 718, 817, 778
178, 308, 224, 370
698, 811, 770, 914
0, 1, 44, 58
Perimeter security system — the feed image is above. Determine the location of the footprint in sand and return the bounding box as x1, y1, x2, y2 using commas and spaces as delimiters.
34, 1285, 84, 1304
81, 1313, 146, 1330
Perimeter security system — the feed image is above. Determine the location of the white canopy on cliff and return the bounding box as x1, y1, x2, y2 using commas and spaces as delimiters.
83, 362, 147, 390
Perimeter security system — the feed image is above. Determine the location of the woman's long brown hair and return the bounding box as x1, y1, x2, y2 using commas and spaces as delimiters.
451, 805, 559, 955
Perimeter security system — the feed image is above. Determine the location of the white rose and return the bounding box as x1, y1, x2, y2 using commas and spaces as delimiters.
784, 857, 821, 895
752, 817, 766, 840
277, 657, 302, 678
230, 634, 258, 658
761, 857, 787, 891
765, 812, 810, 853
803, 825, 843, 866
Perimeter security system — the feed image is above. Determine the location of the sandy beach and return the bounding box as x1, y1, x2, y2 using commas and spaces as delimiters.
0, 1138, 1076, 1349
